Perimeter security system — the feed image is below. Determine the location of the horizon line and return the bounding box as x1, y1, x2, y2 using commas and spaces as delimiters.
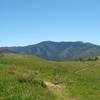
0, 40, 100, 47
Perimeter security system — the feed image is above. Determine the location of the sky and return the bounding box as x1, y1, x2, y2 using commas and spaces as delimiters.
0, 0, 100, 46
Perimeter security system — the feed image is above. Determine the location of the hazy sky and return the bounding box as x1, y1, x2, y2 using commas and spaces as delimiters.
0, 0, 100, 46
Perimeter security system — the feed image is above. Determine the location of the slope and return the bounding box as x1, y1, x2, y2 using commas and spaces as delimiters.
2, 41, 100, 61
0, 54, 100, 100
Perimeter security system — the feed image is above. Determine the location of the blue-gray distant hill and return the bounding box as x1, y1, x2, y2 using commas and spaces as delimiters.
1, 41, 100, 61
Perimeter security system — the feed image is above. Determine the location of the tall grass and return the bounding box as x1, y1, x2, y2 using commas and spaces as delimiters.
0, 54, 100, 100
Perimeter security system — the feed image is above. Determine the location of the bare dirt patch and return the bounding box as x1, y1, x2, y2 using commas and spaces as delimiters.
43, 81, 69, 100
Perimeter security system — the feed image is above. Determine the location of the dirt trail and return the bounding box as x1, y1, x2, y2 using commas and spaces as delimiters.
75, 68, 89, 74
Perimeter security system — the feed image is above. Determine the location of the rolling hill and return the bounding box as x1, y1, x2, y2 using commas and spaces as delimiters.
0, 54, 100, 100
0, 48, 16, 54
2, 41, 100, 61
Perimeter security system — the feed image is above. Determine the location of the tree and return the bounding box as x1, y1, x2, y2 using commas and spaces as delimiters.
95, 56, 98, 61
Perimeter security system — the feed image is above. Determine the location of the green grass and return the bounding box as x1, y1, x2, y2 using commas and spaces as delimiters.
0, 54, 100, 100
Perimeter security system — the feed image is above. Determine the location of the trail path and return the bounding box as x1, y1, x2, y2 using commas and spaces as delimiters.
75, 68, 89, 74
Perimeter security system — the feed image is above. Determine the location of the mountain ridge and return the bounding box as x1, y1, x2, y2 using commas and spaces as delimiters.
1, 41, 100, 61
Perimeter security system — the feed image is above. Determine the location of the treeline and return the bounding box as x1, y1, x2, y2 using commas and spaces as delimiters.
79, 56, 98, 61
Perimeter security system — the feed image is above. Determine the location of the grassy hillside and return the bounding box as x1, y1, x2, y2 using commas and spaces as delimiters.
0, 54, 100, 100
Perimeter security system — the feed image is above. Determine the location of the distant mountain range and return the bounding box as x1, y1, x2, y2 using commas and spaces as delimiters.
1, 41, 100, 61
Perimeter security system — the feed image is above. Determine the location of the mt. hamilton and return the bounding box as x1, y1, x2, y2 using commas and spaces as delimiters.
1, 41, 100, 61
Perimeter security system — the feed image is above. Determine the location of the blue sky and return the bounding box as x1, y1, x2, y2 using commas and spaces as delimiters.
0, 0, 100, 46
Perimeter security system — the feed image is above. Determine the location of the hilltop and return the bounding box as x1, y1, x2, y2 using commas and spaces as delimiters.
0, 54, 100, 100
1, 41, 100, 61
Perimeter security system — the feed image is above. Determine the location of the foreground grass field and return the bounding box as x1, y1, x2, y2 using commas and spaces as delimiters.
0, 54, 100, 100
